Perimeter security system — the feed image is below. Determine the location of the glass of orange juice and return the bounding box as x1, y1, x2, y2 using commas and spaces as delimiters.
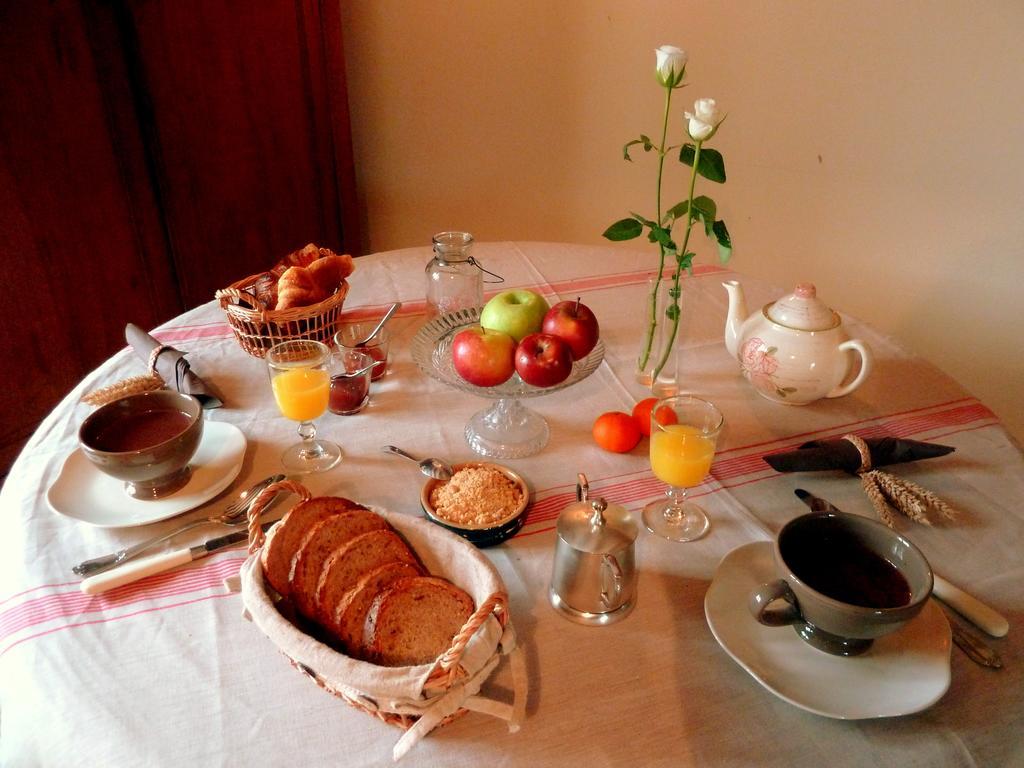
267, 340, 341, 473
643, 395, 724, 542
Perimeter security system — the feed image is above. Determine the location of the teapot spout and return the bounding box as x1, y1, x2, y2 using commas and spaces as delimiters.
723, 280, 748, 359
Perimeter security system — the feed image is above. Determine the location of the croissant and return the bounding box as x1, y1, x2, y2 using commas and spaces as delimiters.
270, 243, 321, 280
275, 266, 327, 310
307, 253, 354, 294
286, 243, 322, 269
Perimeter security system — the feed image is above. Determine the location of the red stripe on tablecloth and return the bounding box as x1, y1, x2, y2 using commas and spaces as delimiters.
152, 266, 730, 344
0, 557, 245, 646
521, 399, 989, 512
0, 580, 81, 607
2, 397, 997, 643
516, 401, 998, 531
0, 592, 237, 658
3, 398, 996, 638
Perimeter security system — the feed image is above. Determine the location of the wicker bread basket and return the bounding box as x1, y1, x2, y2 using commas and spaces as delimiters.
237, 481, 527, 761
215, 275, 350, 358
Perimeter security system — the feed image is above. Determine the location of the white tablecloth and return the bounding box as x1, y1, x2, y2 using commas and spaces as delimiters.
2, 242, 1022, 767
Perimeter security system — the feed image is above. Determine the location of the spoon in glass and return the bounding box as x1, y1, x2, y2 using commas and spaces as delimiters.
381, 445, 454, 481
331, 361, 377, 379
355, 302, 402, 347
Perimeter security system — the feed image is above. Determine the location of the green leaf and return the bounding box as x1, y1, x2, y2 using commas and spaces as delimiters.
649, 225, 676, 252
664, 200, 689, 224
623, 134, 654, 161
676, 251, 695, 275
630, 211, 656, 229
602, 218, 643, 241
679, 144, 727, 183
712, 219, 732, 263
668, 285, 681, 300
691, 196, 717, 236
664, 304, 680, 321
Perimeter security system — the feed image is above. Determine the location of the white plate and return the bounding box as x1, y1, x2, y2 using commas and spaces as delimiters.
704, 541, 952, 719
47, 421, 247, 528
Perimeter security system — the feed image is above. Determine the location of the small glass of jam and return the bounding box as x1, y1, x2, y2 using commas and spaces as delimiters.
329, 348, 374, 415
334, 322, 392, 381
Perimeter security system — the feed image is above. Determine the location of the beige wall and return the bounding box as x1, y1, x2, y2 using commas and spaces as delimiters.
340, 1, 1024, 443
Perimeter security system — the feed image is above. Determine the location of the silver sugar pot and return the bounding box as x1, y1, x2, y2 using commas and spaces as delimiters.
549, 474, 639, 625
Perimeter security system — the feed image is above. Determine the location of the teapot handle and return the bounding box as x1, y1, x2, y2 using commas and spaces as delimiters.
826, 339, 873, 398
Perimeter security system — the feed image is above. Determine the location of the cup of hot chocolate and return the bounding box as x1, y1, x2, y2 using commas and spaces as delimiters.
79, 391, 203, 500
748, 510, 933, 656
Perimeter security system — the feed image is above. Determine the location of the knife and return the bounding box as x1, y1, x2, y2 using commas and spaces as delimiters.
946, 613, 1004, 669
79, 519, 280, 596
794, 488, 1010, 638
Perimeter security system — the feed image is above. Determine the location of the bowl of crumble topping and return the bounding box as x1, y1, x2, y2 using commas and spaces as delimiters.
421, 462, 529, 547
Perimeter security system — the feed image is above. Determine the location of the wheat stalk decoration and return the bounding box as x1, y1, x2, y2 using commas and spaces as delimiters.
844, 433, 961, 528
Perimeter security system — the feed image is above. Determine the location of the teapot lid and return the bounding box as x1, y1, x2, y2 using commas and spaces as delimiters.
766, 283, 840, 331
557, 475, 638, 554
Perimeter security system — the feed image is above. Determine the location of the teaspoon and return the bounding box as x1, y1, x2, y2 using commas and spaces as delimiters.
355, 302, 402, 346
381, 445, 454, 481
331, 361, 377, 379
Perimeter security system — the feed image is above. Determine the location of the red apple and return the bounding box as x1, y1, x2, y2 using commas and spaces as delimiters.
451, 326, 516, 387
515, 332, 573, 387
542, 298, 600, 360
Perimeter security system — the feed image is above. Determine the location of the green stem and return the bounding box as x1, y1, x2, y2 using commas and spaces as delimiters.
652, 140, 702, 381
638, 86, 674, 372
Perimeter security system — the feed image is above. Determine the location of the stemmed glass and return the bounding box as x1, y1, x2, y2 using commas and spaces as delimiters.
643, 395, 724, 542
266, 340, 341, 473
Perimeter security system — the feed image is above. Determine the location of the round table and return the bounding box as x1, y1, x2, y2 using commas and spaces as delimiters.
2, 242, 1022, 767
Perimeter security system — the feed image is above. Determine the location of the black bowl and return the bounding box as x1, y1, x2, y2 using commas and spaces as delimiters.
420, 461, 529, 547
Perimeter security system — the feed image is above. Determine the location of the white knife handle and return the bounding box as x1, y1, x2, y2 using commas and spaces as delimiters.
933, 574, 1009, 638
80, 548, 194, 595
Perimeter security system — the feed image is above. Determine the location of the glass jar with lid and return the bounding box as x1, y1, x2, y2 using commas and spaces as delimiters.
425, 231, 483, 320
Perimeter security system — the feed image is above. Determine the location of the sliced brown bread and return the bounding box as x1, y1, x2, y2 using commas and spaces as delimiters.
289, 506, 391, 619
313, 529, 421, 630
363, 576, 475, 667
329, 561, 424, 654
260, 497, 351, 598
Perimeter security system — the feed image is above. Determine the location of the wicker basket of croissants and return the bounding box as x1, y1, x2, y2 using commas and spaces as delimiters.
215, 243, 354, 358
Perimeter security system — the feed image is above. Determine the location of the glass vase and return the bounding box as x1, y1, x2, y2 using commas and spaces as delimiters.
636, 274, 684, 398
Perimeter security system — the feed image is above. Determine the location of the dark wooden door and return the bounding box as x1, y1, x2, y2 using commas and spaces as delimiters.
0, 1, 360, 476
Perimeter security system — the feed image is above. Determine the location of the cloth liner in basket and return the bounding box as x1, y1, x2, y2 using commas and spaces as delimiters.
237, 482, 527, 761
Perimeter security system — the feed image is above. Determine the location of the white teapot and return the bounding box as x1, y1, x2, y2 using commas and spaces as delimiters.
723, 280, 872, 405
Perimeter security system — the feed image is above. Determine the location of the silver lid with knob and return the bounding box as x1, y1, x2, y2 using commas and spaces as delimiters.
549, 473, 639, 625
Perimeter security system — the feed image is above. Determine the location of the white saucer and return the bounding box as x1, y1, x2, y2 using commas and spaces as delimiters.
47, 421, 247, 528
704, 541, 952, 719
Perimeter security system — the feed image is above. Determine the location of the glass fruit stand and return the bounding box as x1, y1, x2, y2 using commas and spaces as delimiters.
411, 307, 605, 458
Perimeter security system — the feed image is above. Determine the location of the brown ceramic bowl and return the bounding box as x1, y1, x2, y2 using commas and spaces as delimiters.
420, 461, 529, 547
79, 391, 204, 499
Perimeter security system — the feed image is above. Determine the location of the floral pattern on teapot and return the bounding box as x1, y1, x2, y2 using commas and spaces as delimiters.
739, 337, 799, 400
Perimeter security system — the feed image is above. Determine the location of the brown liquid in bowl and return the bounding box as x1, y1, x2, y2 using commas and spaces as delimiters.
782, 518, 912, 609
91, 409, 193, 452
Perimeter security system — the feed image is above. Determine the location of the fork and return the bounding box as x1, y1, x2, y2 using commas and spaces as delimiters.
72, 474, 285, 577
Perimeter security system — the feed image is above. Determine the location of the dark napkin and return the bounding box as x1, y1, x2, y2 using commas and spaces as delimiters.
764, 436, 954, 474
126, 323, 224, 409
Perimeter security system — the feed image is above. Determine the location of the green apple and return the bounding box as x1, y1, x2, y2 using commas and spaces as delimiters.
479, 289, 550, 342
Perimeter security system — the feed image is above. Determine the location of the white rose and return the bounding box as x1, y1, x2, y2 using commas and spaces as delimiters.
685, 98, 723, 141
655, 45, 688, 89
